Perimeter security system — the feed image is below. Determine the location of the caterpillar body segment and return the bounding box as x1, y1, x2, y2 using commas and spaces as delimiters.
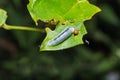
47, 27, 75, 46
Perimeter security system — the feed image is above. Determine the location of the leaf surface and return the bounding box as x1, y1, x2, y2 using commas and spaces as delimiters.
0, 9, 7, 26
27, 0, 101, 51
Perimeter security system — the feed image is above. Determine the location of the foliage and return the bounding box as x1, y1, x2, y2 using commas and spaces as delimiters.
27, 0, 100, 51
0, 0, 100, 51
0, 0, 120, 80
0, 9, 7, 26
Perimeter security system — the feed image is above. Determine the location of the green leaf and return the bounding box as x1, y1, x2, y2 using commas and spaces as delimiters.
0, 9, 7, 26
40, 22, 87, 51
27, 0, 101, 51
27, 0, 101, 24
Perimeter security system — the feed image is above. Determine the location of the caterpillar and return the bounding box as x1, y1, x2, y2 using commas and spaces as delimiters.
47, 27, 75, 46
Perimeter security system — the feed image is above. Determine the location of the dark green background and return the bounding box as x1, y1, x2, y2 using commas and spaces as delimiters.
0, 0, 120, 80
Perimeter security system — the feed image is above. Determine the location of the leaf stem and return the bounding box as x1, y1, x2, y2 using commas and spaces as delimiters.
1, 24, 45, 33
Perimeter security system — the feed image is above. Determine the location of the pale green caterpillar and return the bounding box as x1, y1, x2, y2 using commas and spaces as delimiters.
47, 27, 75, 46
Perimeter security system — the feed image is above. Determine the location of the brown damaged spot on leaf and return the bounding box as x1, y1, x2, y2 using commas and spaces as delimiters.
62, 21, 66, 25
49, 19, 59, 25
45, 19, 59, 30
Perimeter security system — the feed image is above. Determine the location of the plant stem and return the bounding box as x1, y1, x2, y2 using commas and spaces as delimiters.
1, 24, 45, 33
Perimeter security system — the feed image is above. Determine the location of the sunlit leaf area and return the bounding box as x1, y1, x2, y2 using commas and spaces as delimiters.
27, 0, 100, 51
0, 0, 120, 80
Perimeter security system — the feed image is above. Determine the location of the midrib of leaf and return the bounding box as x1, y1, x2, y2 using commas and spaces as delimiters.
62, 1, 79, 20
31, 0, 37, 7
35, 0, 44, 8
